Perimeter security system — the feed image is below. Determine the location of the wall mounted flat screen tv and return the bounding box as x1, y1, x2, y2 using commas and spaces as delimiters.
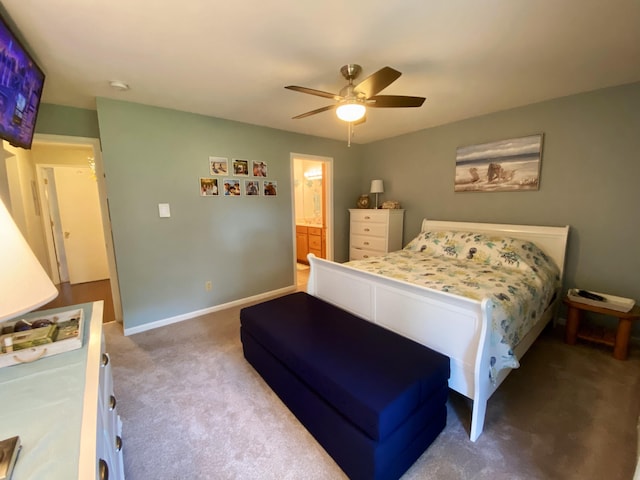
0, 13, 45, 149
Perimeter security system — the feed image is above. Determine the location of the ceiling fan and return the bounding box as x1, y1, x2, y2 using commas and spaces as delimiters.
285, 64, 425, 145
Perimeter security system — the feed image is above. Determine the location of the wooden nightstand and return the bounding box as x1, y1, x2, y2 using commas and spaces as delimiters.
564, 296, 640, 360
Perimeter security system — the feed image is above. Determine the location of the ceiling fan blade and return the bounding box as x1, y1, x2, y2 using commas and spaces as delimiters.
285, 85, 341, 100
368, 95, 426, 108
292, 104, 337, 119
353, 67, 402, 98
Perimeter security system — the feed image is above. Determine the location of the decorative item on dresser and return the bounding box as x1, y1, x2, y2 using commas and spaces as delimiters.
356, 194, 370, 209
348, 208, 404, 260
381, 200, 401, 209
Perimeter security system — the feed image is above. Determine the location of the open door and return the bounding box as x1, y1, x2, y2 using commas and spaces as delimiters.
53, 166, 110, 284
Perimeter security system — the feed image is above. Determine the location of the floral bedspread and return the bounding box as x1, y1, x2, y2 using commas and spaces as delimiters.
345, 230, 561, 380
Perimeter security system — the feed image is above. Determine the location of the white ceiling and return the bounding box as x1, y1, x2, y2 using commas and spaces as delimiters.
3, 0, 640, 144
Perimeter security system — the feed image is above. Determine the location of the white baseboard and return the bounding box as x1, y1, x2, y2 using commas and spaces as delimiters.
123, 285, 296, 336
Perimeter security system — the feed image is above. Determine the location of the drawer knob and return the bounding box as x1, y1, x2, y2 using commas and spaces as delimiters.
109, 395, 117, 411
364, 216, 371, 219
99, 459, 109, 480
115, 435, 123, 452
364, 241, 369, 245
364, 228, 370, 232
101, 353, 110, 367
363, 255, 369, 258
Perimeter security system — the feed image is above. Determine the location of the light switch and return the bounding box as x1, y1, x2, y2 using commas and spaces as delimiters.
158, 203, 171, 218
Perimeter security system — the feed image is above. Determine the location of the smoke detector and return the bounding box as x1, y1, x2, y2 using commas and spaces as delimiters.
109, 80, 130, 91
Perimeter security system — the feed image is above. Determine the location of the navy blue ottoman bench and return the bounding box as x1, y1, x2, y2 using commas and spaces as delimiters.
240, 292, 450, 480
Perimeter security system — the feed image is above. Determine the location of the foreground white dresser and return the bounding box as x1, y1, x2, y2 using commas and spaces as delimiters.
349, 209, 404, 260
0, 301, 124, 479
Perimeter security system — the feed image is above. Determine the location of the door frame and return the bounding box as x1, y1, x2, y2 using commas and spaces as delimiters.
43, 164, 110, 284
290, 152, 334, 284
33, 133, 123, 323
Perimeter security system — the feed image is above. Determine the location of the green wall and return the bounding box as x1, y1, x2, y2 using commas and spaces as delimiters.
35, 104, 100, 139
362, 82, 640, 326
35, 83, 640, 334
95, 98, 361, 330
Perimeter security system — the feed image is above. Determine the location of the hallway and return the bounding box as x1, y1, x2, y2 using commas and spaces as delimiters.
35, 268, 305, 324
36, 279, 116, 323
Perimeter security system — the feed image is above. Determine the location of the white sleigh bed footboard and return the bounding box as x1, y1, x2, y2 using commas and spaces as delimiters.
306, 220, 569, 441
307, 254, 497, 441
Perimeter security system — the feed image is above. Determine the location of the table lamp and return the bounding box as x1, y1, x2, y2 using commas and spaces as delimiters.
0, 198, 57, 322
370, 180, 384, 209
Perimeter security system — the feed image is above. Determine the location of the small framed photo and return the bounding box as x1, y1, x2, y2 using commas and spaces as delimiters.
263, 180, 277, 196
209, 157, 228, 175
244, 180, 260, 196
200, 177, 219, 196
232, 159, 249, 176
252, 161, 268, 177
223, 178, 241, 196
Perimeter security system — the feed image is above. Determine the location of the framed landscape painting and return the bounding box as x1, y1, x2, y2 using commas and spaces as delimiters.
454, 134, 543, 192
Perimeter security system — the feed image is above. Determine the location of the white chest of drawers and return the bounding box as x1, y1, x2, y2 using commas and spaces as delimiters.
0, 301, 124, 480
349, 209, 404, 260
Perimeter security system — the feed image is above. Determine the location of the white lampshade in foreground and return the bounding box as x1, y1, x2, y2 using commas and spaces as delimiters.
336, 103, 366, 122
0, 198, 57, 322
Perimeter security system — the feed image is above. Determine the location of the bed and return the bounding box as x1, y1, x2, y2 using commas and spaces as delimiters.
306, 219, 570, 441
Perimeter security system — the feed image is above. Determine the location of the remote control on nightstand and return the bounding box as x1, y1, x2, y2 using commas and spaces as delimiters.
576, 290, 606, 302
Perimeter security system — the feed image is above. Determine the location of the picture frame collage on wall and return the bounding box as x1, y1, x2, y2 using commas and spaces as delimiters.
200, 156, 277, 197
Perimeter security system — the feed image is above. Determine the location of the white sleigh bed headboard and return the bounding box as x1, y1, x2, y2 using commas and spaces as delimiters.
420, 219, 570, 278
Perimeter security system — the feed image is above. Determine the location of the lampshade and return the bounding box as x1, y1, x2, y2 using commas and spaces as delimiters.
0, 198, 57, 322
370, 179, 384, 194
336, 102, 366, 122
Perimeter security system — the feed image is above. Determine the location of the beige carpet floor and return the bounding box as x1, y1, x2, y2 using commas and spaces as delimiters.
104, 304, 639, 480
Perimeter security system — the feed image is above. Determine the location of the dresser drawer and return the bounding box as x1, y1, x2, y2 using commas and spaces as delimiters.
308, 235, 322, 250
350, 234, 386, 252
307, 226, 322, 236
350, 210, 389, 224
351, 222, 387, 237
349, 247, 383, 261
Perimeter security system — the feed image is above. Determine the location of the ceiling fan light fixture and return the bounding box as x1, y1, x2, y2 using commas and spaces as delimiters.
336, 102, 366, 122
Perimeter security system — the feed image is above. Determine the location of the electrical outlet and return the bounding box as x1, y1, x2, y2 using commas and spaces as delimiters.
205, 281, 212, 291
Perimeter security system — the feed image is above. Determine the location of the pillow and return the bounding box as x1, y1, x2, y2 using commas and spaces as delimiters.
404, 230, 559, 280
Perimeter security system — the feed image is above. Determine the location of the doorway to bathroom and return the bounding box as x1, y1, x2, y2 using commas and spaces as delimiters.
291, 153, 333, 286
